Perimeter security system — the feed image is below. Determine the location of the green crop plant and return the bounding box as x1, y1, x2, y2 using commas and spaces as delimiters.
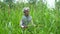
0, 0, 60, 34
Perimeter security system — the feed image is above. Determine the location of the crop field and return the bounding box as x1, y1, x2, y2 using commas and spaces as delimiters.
0, 1, 60, 34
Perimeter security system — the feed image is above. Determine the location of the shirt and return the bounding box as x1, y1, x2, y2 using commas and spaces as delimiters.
20, 15, 32, 26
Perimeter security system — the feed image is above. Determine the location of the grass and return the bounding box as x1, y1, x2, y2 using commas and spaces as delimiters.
0, 2, 60, 34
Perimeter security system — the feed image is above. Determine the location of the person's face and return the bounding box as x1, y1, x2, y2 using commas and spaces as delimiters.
24, 10, 29, 16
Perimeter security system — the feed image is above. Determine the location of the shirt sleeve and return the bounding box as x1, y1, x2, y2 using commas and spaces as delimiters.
20, 20, 25, 28
20, 16, 25, 26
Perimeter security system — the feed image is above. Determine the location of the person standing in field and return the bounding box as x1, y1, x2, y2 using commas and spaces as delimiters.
20, 7, 35, 29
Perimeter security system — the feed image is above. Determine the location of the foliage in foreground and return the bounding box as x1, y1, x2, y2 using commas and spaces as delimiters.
0, 1, 60, 34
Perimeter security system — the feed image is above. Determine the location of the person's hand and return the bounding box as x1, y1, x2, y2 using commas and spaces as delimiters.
21, 25, 28, 29
24, 26, 28, 28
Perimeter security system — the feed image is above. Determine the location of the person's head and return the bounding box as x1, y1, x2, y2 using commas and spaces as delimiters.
23, 7, 30, 16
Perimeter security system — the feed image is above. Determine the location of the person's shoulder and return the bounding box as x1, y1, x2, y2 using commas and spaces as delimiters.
30, 16, 32, 18
22, 15, 26, 18
22, 15, 26, 19
29, 16, 32, 19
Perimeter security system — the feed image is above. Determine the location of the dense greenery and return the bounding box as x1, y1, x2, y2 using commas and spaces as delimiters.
0, 0, 60, 34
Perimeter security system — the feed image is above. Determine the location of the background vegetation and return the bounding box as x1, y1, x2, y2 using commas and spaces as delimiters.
0, 0, 60, 34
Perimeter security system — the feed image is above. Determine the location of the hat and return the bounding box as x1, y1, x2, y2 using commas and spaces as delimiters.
23, 7, 30, 12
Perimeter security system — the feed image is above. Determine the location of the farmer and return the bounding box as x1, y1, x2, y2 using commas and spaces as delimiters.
20, 7, 35, 29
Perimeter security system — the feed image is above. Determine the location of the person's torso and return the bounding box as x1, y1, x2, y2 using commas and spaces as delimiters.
22, 15, 32, 26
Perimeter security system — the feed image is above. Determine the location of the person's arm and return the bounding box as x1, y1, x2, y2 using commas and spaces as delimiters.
31, 20, 36, 26
20, 20, 28, 28
20, 20, 24, 28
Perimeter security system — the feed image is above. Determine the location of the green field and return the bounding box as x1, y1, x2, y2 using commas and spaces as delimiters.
0, 1, 60, 34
